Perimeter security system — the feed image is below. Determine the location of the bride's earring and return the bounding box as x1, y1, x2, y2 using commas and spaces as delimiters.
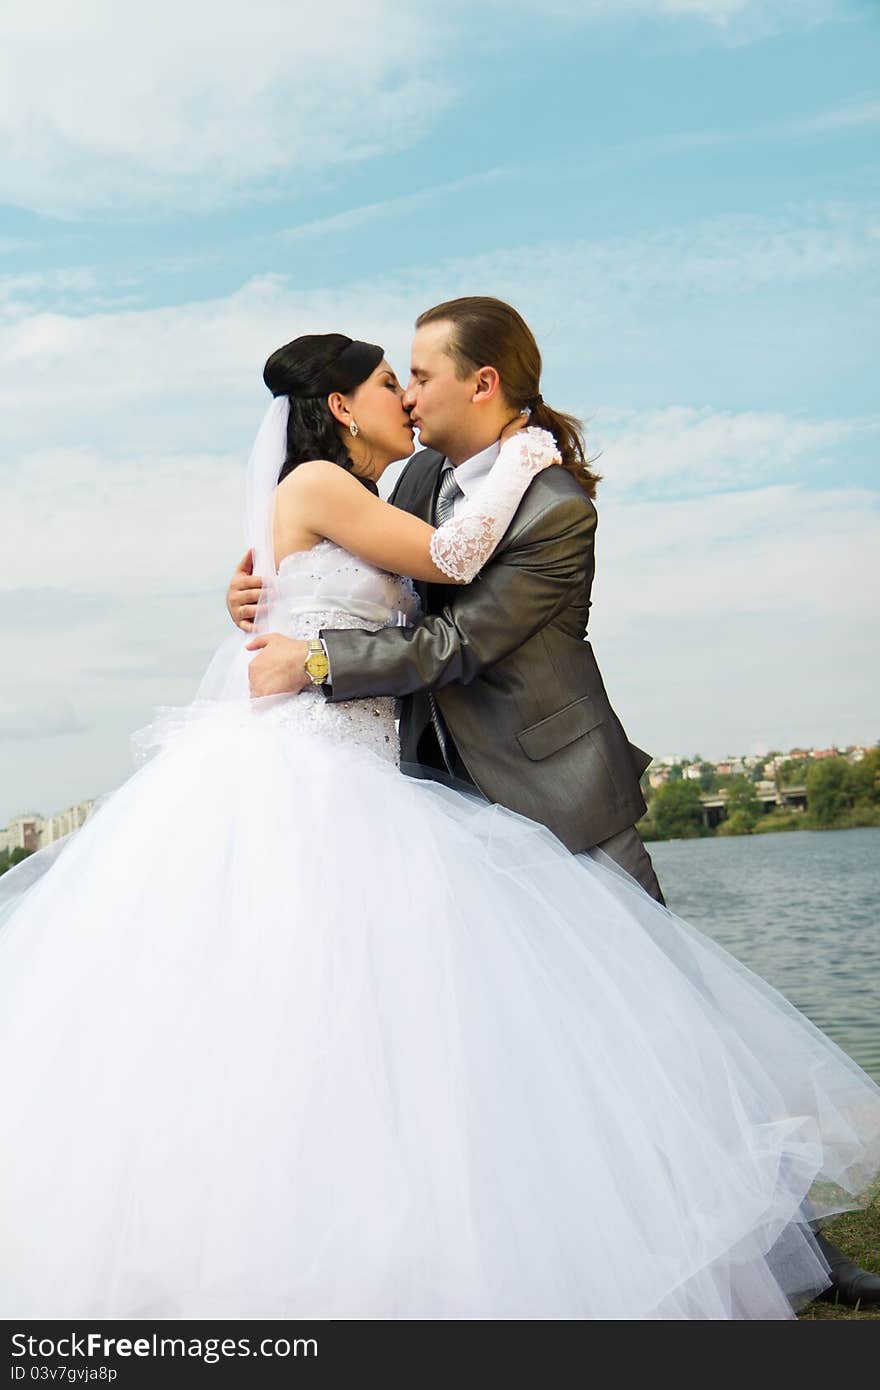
349, 420, 359, 438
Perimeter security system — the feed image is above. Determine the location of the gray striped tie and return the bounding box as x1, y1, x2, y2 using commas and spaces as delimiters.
434, 466, 461, 526
428, 465, 461, 774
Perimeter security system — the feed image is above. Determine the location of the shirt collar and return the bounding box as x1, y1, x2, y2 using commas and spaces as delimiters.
447, 440, 501, 499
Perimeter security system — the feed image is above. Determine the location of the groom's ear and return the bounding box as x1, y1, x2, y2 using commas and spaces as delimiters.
472, 365, 501, 405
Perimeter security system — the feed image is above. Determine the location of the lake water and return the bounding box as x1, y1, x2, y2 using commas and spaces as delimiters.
648, 827, 880, 1084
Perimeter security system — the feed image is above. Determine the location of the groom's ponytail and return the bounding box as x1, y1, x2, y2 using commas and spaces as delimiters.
526, 397, 601, 499
415, 297, 601, 498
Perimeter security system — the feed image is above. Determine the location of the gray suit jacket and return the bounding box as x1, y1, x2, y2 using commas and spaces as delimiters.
320, 448, 650, 853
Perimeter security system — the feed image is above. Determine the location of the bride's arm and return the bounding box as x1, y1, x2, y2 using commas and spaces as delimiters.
277, 427, 561, 586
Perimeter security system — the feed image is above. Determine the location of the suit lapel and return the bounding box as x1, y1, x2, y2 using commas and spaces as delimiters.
390, 447, 444, 522
389, 448, 445, 611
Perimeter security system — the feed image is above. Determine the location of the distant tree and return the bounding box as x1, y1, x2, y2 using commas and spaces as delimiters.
0, 846, 34, 877
718, 809, 756, 836
806, 758, 853, 827
667, 765, 683, 783
697, 762, 716, 792
776, 758, 811, 789
849, 748, 880, 806
651, 780, 704, 840
723, 776, 762, 830
635, 811, 659, 842
748, 758, 768, 782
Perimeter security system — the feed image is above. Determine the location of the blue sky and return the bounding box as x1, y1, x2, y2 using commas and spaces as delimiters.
1, 0, 878, 822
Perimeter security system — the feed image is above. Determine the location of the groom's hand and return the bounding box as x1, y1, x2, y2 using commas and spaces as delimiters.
245, 634, 311, 697
227, 549, 264, 632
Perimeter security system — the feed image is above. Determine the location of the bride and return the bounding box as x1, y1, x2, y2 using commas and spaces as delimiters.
1, 332, 879, 1321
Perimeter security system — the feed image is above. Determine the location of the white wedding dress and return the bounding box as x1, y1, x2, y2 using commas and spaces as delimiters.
2, 535, 880, 1321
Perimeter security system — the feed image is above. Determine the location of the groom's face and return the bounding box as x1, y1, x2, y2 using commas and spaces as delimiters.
403, 321, 475, 455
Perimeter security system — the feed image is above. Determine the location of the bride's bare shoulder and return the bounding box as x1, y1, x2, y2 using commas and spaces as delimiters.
276, 460, 364, 508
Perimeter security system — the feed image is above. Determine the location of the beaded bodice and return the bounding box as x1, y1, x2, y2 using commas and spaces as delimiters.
136, 543, 419, 770
255, 541, 420, 766
273, 540, 419, 636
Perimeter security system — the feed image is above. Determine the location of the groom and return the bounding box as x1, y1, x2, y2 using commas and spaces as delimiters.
233, 295, 663, 902
229, 294, 880, 1308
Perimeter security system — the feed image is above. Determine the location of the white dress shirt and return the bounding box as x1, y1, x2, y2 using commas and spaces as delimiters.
444, 440, 501, 519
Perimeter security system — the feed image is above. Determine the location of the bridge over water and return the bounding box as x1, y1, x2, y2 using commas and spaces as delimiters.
699, 784, 807, 830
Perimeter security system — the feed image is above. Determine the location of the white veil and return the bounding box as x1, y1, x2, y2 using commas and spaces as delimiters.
245, 395, 290, 587
1, 396, 292, 924
190, 395, 290, 703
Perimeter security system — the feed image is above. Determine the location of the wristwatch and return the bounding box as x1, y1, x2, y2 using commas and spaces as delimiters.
304, 639, 330, 686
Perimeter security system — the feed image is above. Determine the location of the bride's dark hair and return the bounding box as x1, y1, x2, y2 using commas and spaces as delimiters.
263, 333, 384, 487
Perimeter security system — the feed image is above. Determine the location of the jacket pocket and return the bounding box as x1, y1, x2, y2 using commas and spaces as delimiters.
516, 695, 604, 762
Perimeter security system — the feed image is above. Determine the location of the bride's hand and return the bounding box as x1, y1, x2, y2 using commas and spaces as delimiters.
227, 549, 264, 632
499, 410, 531, 445
245, 634, 311, 697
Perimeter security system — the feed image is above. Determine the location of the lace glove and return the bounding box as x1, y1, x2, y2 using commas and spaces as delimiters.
429, 427, 562, 583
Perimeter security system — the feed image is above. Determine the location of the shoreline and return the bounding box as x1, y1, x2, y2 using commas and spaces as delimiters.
639, 815, 880, 846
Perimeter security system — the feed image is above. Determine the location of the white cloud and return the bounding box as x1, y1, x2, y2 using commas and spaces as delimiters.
496, 0, 836, 32
0, 0, 845, 218
279, 169, 513, 243
0, 0, 454, 217
591, 406, 878, 495
0, 273, 424, 459
585, 477, 878, 759
782, 96, 880, 135
593, 481, 878, 625
2, 198, 876, 449
634, 95, 880, 161
0, 699, 88, 741
276, 95, 880, 248
506, 204, 879, 302
0, 268, 141, 322
3, 446, 243, 595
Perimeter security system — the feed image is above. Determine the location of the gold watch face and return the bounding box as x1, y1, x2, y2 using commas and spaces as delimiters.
306, 649, 329, 682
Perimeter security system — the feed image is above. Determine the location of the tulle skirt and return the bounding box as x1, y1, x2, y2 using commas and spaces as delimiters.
1, 700, 879, 1320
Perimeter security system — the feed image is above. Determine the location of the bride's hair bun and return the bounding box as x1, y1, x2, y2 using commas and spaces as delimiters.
262, 332, 385, 490
264, 333, 351, 399
263, 334, 384, 400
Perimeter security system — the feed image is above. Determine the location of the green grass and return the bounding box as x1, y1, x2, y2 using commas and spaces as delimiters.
798, 1196, 880, 1320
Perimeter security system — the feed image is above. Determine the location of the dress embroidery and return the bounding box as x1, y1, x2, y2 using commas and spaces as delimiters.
256, 543, 421, 768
